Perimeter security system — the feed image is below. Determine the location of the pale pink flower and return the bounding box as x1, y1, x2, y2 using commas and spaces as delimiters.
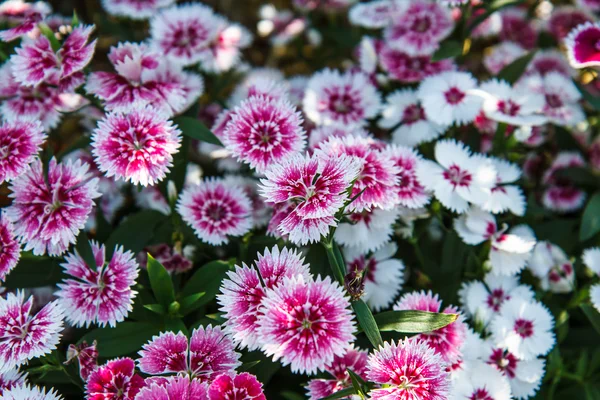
366, 339, 449, 400
0, 367, 27, 395
65, 341, 98, 381
135, 376, 208, 400
11, 25, 96, 87
529, 241, 575, 293
0, 119, 45, 184
86, 358, 144, 400
208, 372, 266, 400
1, 384, 63, 400
303, 69, 381, 128
102, 0, 174, 19
335, 208, 401, 254
0, 212, 20, 282
483, 41, 526, 75
316, 135, 400, 212
349, 0, 398, 29
380, 45, 455, 83
223, 95, 306, 174
394, 290, 467, 363
0, 0, 50, 42
177, 177, 252, 245
384, 0, 453, 56
137, 325, 241, 381
218, 246, 311, 350
308, 126, 369, 150
548, 6, 593, 41
257, 275, 355, 374
91, 107, 181, 186
542, 152, 587, 212
378, 89, 444, 147
228, 72, 288, 108
526, 50, 573, 78
500, 9, 538, 50
6, 158, 100, 256
0, 291, 64, 373
384, 144, 431, 209
56, 241, 139, 328
194, 22, 252, 74
306, 347, 368, 399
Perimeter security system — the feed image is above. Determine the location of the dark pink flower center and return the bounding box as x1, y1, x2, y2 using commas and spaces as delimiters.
486, 289, 509, 312
469, 388, 494, 400
545, 94, 563, 108
514, 318, 534, 338
488, 348, 518, 378
402, 104, 425, 124
549, 263, 573, 282
329, 93, 355, 114
411, 16, 431, 33
497, 99, 521, 116
443, 164, 472, 187
444, 87, 465, 105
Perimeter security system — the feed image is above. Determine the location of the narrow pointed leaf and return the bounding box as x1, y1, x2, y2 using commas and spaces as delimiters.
174, 116, 223, 146
352, 300, 383, 348
147, 255, 176, 308
374, 310, 458, 333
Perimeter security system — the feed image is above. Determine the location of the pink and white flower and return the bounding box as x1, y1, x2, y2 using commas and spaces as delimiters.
208, 372, 266, 400
577, 0, 600, 11
177, 177, 252, 245
134, 376, 208, 400
218, 246, 311, 350
380, 45, 455, 83
257, 275, 355, 374
529, 241, 575, 293
384, 0, 453, 56
490, 298, 555, 360
483, 41, 527, 75
479, 157, 527, 216
308, 126, 369, 150
0, 0, 50, 42
366, 339, 449, 400
137, 325, 241, 381
417, 71, 482, 126
378, 89, 444, 147
335, 208, 400, 254
56, 241, 139, 328
526, 50, 573, 78
548, 7, 593, 42
542, 152, 587, 213
0, 367, 27, 395
303, 69, 381, 128
450, 361, 511, 400
394, 290, 467, 363
102, 0, 174, 19
1, 384, 63, 400
349, 0, 398, 29
583, 248, 600, 313
86, 358, 144, 400
0, 212, 20, 282
139, 244, 193, 275
0, 291, 64, 373
6, 158, 100, 256
500, 9, 538, 50
223, 95, 306, 174
65, 341, 98, 381
566, 21, 600, 68
416, 139, 498, 213
0, 119, 45, 184
385, 144, 432, 209
306, 347, 368, 399
197, 22, 252, 74
91, 107, 181, 186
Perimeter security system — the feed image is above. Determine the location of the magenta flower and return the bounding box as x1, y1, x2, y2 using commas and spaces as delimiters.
177, 178, 252, 245
366, 339, 450, 400
500, 9, 538, 50
566, 21, 600, 68
134, 376, 208, 400
257, 275, 356, 374
56, 241, 139, 328
384, 145, 431, 209
0, 119, 46, 184
65, 341, 99, 381
102, 0, 175, 20
137, 325, 241, 381
6, 158, 100, 256
0, 367, 27, 395
548, 7, 593, 41
86, 358, 145, 400
208, 372, 266, 400
91, 107, 181, 186
379, 45, 454, 83
218, 246, 311, 350
223, 95, 306, 173
316, 135, 400, 212
394, 290, 467, 363
306, 347, 368, 399
11, 25, 96, 87
0, 212, 20, 282
0, 291, 65, 373
0, 0, 49, 42
2, 384, 63, 400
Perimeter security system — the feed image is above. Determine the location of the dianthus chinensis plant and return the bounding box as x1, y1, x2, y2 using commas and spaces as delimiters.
1, 0, 600, 398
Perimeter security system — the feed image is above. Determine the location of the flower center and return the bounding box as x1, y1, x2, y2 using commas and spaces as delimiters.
301, 319, 312, 329
402, 104, 425, 124
444, 87, 465, 105
514, 318, 534, 338
497, 99, 521, 116
545, 94, 563, 108
469, 389, 494, 400
443, 164, 471, 187
411, 16, 431, 33
207, 204, 226, 221
486, 289, 508, 312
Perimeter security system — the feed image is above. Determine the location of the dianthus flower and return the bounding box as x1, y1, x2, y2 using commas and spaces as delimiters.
349, 0, 398, 29
566, 21, 600, 68
0, 212, 20, 282
2, 384, 63, 400
65, 341, 99, 381
306, 347, 368, 399
483, 41, 526, 75
450, 361, 511, 400
335, 208, 401, 254
102, 0, 174, 20
583, 248, 600, 313
541, 151, 587, 212
548, 6, 593, 41
0, 119, 45, 184
379, 45, 455, 83
86, 358, 144, 400
134, 376, 208, 400
0, 0, 50, 42
499, 9, 538, 50
529, 241, 575, 293
0, 367, 27, 395
480, 157, 526, 216
208, 372, 266, 400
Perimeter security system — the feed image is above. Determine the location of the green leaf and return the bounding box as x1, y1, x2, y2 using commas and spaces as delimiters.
580, 193, 600, 241
179, 292, 206, 316
182, 260, 231, 306
38, 23, 61, 51
324, 241, 346, 284
374, 310, 458, 333
174, 116, 223, 146
75, 231, 97, 271
81, 322, 161, 357
581, 304, 600, 336
555, 167, 599, 188
72, 10, 80, 27
280, 391, 305, 400
4, 256, 63, 289
147, 255, 176, 308
143, 303, 166, 315
431, 40, 463, 61
347, 368, 367, 397
352, 300, 383, 348
321, 387, 356, 400
497, 51, 536, 84
105, 210, 166, 257
576, 82, 600, 110
238, 360, 261, 372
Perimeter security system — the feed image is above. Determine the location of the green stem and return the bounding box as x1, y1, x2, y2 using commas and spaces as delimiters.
323, 240, 345, 284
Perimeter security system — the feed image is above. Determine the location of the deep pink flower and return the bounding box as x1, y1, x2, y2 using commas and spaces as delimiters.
11, 25, 96, 87
500, 9, 538, 50
223, 95, 306, 173
0, 0, 50, 42
56, 241, 139, 328
66, 341, 99, 381
208, 373, 266, 400
0, 119, 45, 184
394, 290, 467, 363
548, 7, 593, 41
218, 246, 311, 350
566, 21, 600, 68
177, 177, 252, 245
366, 339, 449, 400
384, 145, 431, 209
137, 325, 241, 381
134, 376, 208, 400
316, 135, 400, 212
379, 45, 454, 83
86, 358, 145, 400
257, 275, 356, 374
6, 158, 100, 256
0, 367, 27, 396
91, 107, 181, 186
384, 0, 453, 56
102, 0, 175, 19
0, 212, 20, 282
306, 347, 368, 399
0, 291, 65, 372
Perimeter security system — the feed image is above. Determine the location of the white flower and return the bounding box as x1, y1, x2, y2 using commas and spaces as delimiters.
335, 208, 401, 254
584, 248, 600, 313
480, 157, 526, 216
449, 361, 511, 400
529, 241, 575, 293
417, 71, 483, 126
